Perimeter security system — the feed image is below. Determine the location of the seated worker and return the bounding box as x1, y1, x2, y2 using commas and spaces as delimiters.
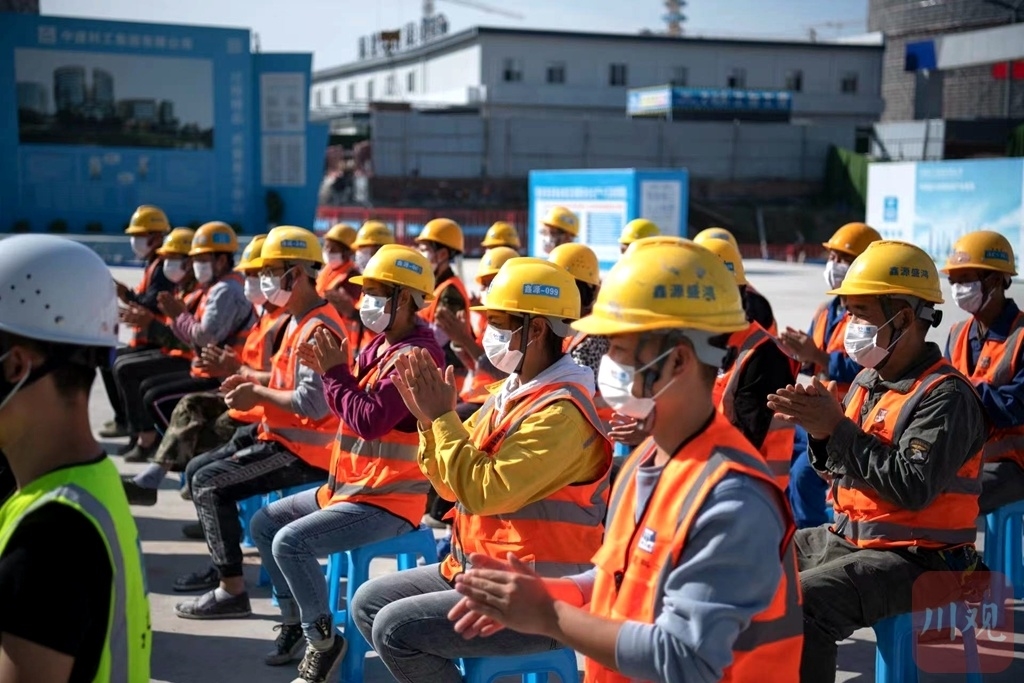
538, 206, 579, 254
172, 226, 345, 619
617, 217, 660, 254
943, 230, 1024, 513
449, 240, 803, 683
480, 220, 522, 253
251, 245, 444, 681
100, 204, 175, 439
122, 235, 291, 505
768, 240, 986, 683
694, 235, 798, 488
317, 222, 364, 355
351, 220, 397, 354
351, 257, 612, 683
778, 221, 880, 528
549, 243, 608, 385
0, 235, 151, 682
117, 222, 255, 462
693, 227, 777, 334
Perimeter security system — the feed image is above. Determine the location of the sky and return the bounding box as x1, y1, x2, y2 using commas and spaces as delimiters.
42, 0, 870, 69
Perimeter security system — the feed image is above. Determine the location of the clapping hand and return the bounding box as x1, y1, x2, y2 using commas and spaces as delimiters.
393, 348, 457, 423
157, 291, 187, 318
295, 327, 348, 374
767, 376, 844, 440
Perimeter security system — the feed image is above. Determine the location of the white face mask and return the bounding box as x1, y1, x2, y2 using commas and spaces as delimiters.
844, 314, 901, 369
244, 276, 267, 305
130, 236, 151, 259
193, 261, 214, 284
824, 260, 849, 291
323, 250, 344, 268
541, 234, 558, 254
952, 281, 984, 315
355, 249, 373, 271
261, 272, 293, 307
483, 324, 525, 374
163, 259, 187, 284
360, 294, 391, 333
597, 348, 675, 420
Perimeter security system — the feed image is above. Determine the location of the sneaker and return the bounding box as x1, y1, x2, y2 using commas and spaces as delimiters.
121, 477, 158, 506
173, 565, 219, 592
99, 420, 130, 438
181, 522, 205, 540
292, 637, 347, 683
175, 588, 252, 620
265, 623, 305, 666
122, 441, 159, 463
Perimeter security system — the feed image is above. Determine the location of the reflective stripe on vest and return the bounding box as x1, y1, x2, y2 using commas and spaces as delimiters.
833, 360, 981, 549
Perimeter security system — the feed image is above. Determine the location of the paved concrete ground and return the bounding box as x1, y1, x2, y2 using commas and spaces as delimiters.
97, 260, 1024, 682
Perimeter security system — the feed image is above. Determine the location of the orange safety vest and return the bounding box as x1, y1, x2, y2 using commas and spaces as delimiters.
809, 301, 855, 399
587, 415, 803, 683
190, 273, 255, 379
317, 260, 364, 356
713, 323, 795, 487
440, 381, 612, 582
948, 312, 1024, 468
316, 344, 431, 525
420, 275, 471, 324
227, 308, 291, 425
832, 360, 982, 549
128, 258, 163, 348
257, 303, 348, 470
164, 286, 207, 361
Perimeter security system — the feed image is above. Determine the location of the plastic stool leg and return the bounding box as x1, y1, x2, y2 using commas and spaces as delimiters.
340, 549, 372, 683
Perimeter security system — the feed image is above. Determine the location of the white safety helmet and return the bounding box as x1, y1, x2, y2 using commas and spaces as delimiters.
0, 235, 118, 348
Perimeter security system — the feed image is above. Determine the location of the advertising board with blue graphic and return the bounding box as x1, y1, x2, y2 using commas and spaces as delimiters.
0, 13, 326, 239
528, 169, 689, 270
866, 158, 1024, 272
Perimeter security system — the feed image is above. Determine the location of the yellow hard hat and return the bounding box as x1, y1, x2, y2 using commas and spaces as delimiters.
156, 228, 195, 257
235, 234, 268, 272
350, 244, 436, 297
260, 226, 324, 264
693, 227, 738, 250
548, 243, 600, 286
693, 232, 747, 286
189, 222, 239, 256
823, 222, 882, 258
941, 230, 1017, 276
472, 257, 580, 319
541, 206, 580, 237
125, 205, 171, 235
619, 218, 661, 245
624, 235, 689, 256
416, 217, 464, 253
574, 241, 747, 336
481, 221, 521, 249
324, 223, 358, 249
352, 220, 394, 249
829, 240, 943, 304
476, 247, 520, 284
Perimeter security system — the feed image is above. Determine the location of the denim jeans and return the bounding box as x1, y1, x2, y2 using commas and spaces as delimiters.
352, 564, 560, 683
250, 489, 411, 644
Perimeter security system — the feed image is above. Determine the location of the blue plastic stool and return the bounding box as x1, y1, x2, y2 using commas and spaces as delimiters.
459, 648, 580, 683
328, 526, 438, 683
873, 606, 983, 683
238, 494, 265, 548
983, 499, 1024, 623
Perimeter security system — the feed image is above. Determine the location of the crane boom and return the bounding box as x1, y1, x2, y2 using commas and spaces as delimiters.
430, 0, 525, 20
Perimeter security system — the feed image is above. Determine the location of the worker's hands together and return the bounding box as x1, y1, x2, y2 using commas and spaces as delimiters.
767, 376, 845, 441
219, 373, 249, 395
607, 412, 650, 446
296, 328, 348, 374
435, 308, 473, 348
119, 303, 154, 327
196, 345, 241, 378
393, 348, 458, 423
114, 280, 131, 302
777, 327, 827, 366
224, 381, 260, 411
451, 552, 557, 639
157, 291, 187, 318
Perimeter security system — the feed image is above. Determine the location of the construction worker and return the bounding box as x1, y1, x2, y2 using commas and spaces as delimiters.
100, 204, 175, 439
351, 220, 396, 355
351, 257, 612, 683
549, 243, 608, 384
779, 221, 881, 528
317, 223, 363, 352
448, 241, 802, 683
119, 222, 256, 462
252, 245, 444, 681
481, 221, 522, 251
122, 235, 291, 505
0, 235, 150, 681
942, 230, 1024, 513
416, 218, 471, 369
693, 227, 778, 334
173, 226, 344, 620
693, 235, 798, 488
768, 240, 986, 683
538, 206, 579, 254
617, 217, 660, 254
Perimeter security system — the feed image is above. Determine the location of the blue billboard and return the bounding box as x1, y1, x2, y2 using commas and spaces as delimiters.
0, 13, 326, 236
627, 86, 793, 117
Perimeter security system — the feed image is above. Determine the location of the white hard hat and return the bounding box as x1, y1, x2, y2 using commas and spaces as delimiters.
0, 235, 118, 348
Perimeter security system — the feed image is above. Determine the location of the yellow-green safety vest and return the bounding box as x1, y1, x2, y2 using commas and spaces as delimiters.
0, 457, 151, 682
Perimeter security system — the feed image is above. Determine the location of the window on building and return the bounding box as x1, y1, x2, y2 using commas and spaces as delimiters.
367, 80, 374, 100
502, 58, 523, 82
315, 89, 323, 108
331, 86, 339, 104
407, 71, 416, 92
348, 83, 356, 100
670, 66, 688, 87
784, 69, 803, 92
609, 63, 628, 86
726, 68, 746, 89
386, 74, 397, 96
546, 62, 566, 84
841, 71, 859, 94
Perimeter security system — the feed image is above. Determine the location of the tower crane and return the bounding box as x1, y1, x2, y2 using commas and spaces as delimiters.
423, 0, 525, 21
